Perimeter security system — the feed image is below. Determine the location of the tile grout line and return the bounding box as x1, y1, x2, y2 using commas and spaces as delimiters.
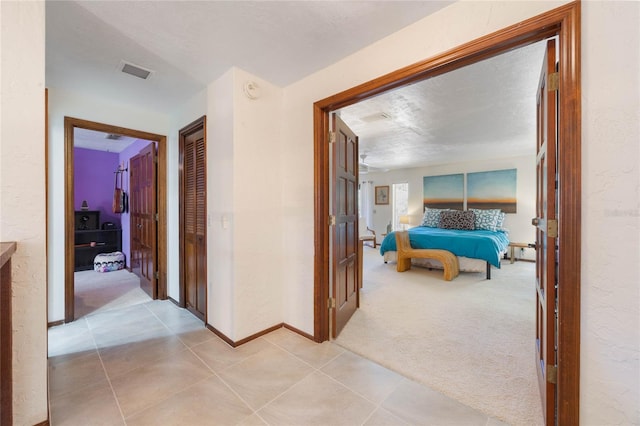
87, 318, 128, 425
185, 338, 273, 425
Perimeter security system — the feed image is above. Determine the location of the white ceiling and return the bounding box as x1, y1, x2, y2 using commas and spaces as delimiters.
73, 128, 141, 153
339, 40, 547, 171
46, 1, 453, 113
47, 1, 546, 167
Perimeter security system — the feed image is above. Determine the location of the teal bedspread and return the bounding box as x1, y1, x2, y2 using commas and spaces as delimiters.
379, 226, 510, 268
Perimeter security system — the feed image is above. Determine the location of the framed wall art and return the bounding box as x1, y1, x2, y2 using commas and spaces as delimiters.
375, 185, 389, 205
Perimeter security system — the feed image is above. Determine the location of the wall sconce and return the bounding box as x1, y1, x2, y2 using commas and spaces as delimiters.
399, 215, 411, 230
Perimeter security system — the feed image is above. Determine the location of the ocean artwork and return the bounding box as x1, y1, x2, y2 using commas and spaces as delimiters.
423, 173, 464, 210
467, 169, 517, 213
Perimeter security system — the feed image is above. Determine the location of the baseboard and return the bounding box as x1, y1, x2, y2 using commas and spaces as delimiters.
33, 419, 49, 426
205, 322, 315, 347
283, 323, 315, 341
47, 320, 64, 328
168, 296, 182, 307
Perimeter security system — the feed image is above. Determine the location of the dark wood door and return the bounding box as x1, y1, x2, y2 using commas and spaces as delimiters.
130, 143, 157, 298
534, 38, 558, 425
331, 113, 359, 338
179, 117, 207, 321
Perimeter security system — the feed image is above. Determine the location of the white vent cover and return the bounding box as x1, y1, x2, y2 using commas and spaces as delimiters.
119, 60, 153, 80
360, 112, 392, 123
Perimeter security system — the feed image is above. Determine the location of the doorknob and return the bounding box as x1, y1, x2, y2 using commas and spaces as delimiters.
137, 224, 143, 229
531, 218, 540, 226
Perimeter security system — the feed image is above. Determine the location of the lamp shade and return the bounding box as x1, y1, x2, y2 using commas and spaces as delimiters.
399, 215, 410, 225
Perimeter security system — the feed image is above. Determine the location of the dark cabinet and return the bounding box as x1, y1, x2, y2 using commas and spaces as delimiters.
74, 229, 122, 271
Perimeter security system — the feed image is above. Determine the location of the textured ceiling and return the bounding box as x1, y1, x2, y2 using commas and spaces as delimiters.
74, 128, 141, 153
46, 1, 452, 113
47, 1, 546, 168
339, 40, 548, 171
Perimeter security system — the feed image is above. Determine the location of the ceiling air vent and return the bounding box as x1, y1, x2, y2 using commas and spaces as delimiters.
120, 61, 153, 80
360, 112, 392, 123
105, 133, 122, 140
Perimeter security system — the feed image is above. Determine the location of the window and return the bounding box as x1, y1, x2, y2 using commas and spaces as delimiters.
392, 183, 409, 231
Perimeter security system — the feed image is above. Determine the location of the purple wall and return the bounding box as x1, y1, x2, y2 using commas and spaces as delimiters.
118, 139, 155, 267
74, 148, 121, 226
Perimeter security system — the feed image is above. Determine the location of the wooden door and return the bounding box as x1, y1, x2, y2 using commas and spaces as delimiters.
130, 155, 142, 280
179, 118, 207, 321
130, 143, 157, 298
534, 38, 558, 425
331, 113, 359, 337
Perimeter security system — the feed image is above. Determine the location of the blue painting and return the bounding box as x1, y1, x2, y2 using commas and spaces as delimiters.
423, 173, 464, 210
467, 169, 517, 213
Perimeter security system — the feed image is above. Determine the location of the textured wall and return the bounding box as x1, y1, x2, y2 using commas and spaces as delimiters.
581, 1, 640, 424
0, 2, 48, 424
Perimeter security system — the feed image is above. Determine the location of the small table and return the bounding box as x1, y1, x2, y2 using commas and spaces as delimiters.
508, 242, 530, 263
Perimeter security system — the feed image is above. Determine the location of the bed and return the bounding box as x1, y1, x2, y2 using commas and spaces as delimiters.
379, 226, 510, 279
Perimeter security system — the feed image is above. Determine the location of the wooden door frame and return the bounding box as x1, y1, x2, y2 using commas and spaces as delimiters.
177, 115, 207, 320
64, 117, 167, 322
313, 2, 580, 424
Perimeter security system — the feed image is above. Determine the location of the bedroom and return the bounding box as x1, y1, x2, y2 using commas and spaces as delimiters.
328, 39, 546, 424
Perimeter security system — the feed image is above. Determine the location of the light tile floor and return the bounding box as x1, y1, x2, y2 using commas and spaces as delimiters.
49, 297, 509, 425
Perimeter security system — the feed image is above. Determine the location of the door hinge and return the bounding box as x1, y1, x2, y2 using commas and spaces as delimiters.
546, 365, 558, 384
155, 213, 159, 221
547, 219, 558, 238
328, 215, 336, 226
548, 72, 559, 92
328, 297, 336, 309
154, 271, 160, 280
329, 131, 336, 144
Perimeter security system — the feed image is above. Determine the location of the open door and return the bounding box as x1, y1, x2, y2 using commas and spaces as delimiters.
130, 142, 158, 298
331, 113, 359, 337
534, 38, 558, 425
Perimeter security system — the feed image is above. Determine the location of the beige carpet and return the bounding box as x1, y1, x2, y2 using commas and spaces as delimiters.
334, 247, 544, 426
74, 269, 150, 319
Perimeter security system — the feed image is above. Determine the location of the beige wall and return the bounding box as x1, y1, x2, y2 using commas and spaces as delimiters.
206, 68, 285, 340
0, 2, 48, 424
580, 1, 639, 423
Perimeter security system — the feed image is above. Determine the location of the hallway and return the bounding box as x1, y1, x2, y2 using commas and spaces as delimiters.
48, 298, 507, 425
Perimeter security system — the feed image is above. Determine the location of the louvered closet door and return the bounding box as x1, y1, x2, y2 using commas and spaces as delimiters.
181, 120, 207, 321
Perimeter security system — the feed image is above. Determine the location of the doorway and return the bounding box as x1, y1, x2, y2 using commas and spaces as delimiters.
64, 117, 168, 323
314, 3, 580, 424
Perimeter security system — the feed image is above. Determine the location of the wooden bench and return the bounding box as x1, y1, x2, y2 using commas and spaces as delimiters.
395, 231, 459, 281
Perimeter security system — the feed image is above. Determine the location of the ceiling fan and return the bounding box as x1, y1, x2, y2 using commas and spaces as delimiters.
359, 153, 385, 174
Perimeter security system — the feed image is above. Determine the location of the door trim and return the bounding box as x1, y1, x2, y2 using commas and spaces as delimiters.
64, 117, 168, 322
313, 2, 580, 424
